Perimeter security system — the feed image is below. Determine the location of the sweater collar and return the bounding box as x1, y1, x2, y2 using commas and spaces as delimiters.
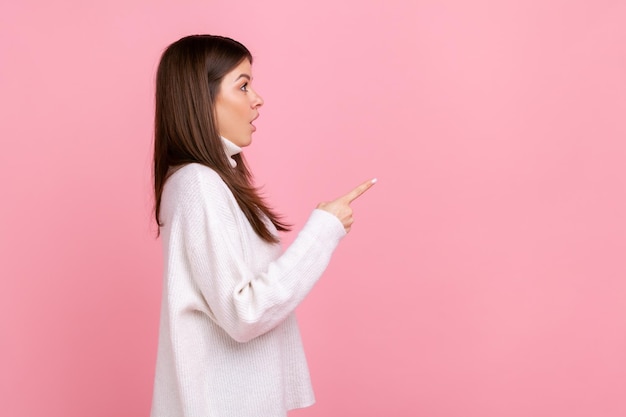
221, 136, 242, 168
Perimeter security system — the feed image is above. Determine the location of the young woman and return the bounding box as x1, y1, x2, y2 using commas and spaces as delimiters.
151, 34, 375, 417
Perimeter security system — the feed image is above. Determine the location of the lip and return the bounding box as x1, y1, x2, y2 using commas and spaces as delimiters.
250, 114, 259, 131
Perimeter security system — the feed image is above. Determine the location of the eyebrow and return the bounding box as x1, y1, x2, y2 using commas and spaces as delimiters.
235, 74, 251, 81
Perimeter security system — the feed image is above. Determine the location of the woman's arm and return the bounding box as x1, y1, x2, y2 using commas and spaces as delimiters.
166, 165, 346, 343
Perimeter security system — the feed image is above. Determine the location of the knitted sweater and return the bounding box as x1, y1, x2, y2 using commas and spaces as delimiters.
150, 162, 346, 417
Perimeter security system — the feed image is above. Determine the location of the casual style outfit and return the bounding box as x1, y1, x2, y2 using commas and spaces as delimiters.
150, 139, 345, 417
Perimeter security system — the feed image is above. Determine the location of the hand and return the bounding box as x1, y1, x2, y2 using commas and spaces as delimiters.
317, 178, 377, 233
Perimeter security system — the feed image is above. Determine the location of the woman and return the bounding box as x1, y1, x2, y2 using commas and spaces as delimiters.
151, 34, 375, 417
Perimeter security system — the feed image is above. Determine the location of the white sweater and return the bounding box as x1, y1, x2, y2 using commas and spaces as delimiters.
150, 161, 346, 417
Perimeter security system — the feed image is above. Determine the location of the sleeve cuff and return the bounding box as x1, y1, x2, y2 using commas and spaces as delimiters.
300, 209, 347, 247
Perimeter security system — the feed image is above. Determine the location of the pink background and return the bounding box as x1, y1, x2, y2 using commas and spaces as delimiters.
1, 1, 625, 416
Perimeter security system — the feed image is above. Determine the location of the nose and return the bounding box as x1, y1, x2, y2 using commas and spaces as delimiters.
251, 90, 264, 108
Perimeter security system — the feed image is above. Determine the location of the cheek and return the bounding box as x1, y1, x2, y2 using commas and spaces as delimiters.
237, 100, 250, 118
218, 105, 237, 128
217, 94, 249, 132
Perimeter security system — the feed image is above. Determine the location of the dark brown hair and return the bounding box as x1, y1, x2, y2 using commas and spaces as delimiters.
153, 34, 289, 242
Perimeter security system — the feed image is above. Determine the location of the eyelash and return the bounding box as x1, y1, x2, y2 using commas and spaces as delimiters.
240, 83, 248, 92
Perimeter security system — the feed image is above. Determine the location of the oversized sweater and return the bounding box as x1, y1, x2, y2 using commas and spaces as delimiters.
150, 159, 346, 417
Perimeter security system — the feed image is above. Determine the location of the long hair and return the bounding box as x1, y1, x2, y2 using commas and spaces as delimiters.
153, 34, 290, 243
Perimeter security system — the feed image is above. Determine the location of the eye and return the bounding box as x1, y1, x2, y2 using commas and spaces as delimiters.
240, 82, 248, 92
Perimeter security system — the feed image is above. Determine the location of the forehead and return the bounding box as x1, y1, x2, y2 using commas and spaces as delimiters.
223, 59, 252, 83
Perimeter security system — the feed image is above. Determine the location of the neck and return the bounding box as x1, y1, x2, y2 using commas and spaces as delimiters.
221, 136, 242, 168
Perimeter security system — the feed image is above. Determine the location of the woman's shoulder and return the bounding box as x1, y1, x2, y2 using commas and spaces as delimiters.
168, 163, 223, 185
164, 163, 228, 199
169, 162, 220, 180
160, 163, 239, 227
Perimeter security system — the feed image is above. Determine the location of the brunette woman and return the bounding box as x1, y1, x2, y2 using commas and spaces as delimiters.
151, 34, 375, 417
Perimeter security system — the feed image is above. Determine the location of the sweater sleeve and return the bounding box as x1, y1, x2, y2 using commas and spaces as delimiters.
165, 166, 346, 343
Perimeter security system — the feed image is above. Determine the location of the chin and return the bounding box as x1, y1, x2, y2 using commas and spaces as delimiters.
240, 136, 253, 147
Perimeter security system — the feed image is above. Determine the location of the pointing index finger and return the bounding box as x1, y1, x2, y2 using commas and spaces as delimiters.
343, 178, 377, 203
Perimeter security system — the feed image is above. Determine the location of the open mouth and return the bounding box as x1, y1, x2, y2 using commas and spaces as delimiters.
250, 115, 259, 130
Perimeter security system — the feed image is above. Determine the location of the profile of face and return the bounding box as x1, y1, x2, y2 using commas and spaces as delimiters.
215, 59, 264, 148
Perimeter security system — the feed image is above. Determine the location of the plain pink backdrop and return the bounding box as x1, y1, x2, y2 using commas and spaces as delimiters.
1, 1, 625, 416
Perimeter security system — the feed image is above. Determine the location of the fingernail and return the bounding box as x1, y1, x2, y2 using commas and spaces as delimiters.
371, 178, 378, 184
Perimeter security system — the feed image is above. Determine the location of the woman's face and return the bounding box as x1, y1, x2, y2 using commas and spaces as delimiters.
215, 59, 264, 148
